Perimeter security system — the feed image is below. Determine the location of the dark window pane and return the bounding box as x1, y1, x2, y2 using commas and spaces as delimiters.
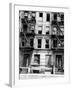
39, 13, 43, 17
46, 39, 49, 43
61, 14, 64, 21
30, 39, 33, 47
21, 19, 24, 23
38, 39, 41, 48
54, 13, 57, 20
47, 14, 50, 21
38, 31, 42, 34
46, 31, 49, 34
45, 39, 49, 48
23, 24, 27, 31
45, 45, 49, 48
53, 40, 57, 47
22, 41, 24, 46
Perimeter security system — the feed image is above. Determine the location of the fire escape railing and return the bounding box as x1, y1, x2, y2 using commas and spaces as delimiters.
21, 17, 35, 49
52, 21, 64, 47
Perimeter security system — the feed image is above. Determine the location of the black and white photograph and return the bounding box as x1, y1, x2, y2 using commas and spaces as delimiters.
19, 10, 64, 77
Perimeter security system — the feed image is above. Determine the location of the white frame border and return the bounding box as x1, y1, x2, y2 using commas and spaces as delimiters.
9, 3, 70, 87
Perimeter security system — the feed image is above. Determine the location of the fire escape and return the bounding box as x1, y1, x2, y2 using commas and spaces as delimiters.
20, 12, 35, 52
51, 13, 64, 74
19, 11, 36, 67
51, 13, 64, 51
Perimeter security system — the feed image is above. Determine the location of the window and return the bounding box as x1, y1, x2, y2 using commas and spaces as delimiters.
38, 39, 41, 48
61, 14, 64, 21
55, 55, 64, 72
46, 31, 49, 35
38, 31, 42, 34
39, 13, 43, 17
22, 41, 24, 47
32, 12, 36, 17
23, 24, 27, 31
45, 39, 49, 48
46, 14, 50, 21
38, 26, 42, 30
46, 26, 50, 34
30, 39, 33, 47
54, 13, 57, 20
53, 39, 57, 48
34, 54, 40, 64
45, 55, 51, 67
52, 27, 57, 35
30, 25, 35, 30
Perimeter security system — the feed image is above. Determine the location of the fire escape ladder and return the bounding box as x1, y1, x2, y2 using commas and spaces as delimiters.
24, 32, 28, 42
56, 21, 63, 35
55, 21, 64, 46
55, 35, 63, 46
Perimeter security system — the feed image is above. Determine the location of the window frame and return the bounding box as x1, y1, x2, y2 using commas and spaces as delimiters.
39, 12, 43, 17
38, 39, 42, 48
45, 39, 49, 48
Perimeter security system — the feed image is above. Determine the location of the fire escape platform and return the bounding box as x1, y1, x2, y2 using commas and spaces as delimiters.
51, 35, 64, 39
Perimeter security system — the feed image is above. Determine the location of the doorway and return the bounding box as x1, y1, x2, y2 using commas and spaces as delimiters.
55, 55, 64, 72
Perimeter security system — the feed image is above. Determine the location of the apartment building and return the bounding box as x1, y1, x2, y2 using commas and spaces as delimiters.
19, 11, 64, 74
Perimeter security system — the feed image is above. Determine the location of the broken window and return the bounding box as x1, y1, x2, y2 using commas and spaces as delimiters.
34, 54, 40, 64
38, 39, 42, 48
39, 13, 43, 17
46, 14, 50, 21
